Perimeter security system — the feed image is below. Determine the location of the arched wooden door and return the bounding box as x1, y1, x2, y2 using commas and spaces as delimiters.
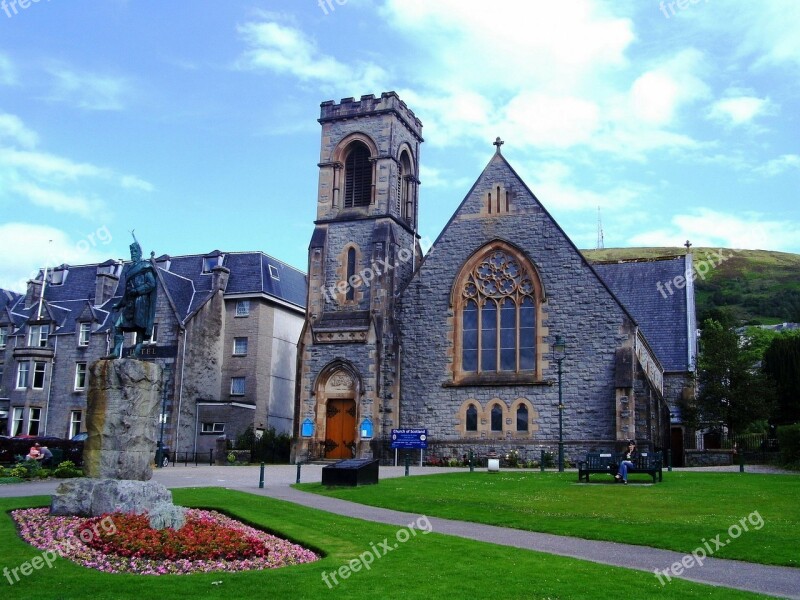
325, 399, 356, 459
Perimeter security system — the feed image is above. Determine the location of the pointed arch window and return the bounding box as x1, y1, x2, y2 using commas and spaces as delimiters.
454, 244, 543, 383
516, 405, 529, 432
490, 404, 503, 431
344, 142, 372, 208
346, 247, 356, 302
466, 404, 478, 432
397, 151, 412, 223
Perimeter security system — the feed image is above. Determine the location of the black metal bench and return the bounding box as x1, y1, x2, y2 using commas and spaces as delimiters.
578, 451, 663, 483
578, 452, 616, 482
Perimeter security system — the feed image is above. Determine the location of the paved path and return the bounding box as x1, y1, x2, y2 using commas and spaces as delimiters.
2, 465, 798, 598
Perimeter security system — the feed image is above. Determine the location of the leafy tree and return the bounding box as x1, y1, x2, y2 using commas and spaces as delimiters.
763, 336, 800, 426
696, 319, 775, 435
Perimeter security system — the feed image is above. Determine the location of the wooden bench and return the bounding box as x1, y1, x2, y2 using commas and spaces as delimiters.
578, 451, 663, 483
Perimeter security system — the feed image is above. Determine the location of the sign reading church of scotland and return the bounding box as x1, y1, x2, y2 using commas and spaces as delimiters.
391, 429, 428, 449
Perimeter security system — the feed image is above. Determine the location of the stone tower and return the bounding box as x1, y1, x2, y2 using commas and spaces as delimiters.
294, 92, 423, 461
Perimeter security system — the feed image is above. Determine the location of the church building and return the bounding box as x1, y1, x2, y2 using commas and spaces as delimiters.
294, 92, 695, 465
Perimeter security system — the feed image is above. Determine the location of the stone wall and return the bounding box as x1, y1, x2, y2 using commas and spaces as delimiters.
398, 153, 634, 458
684, 449, 734, 467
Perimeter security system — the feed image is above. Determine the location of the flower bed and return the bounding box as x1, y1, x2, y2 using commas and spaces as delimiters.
11, 508, 318, 575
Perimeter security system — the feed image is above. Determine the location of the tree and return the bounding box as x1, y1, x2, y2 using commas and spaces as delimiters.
763, 336, 800, 426
696, 319, 775, 435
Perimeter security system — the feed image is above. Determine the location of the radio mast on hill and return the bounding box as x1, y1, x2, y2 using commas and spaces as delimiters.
596, 206, 605, 250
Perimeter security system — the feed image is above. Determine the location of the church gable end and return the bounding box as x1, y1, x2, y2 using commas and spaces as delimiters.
399, 142, 666, 459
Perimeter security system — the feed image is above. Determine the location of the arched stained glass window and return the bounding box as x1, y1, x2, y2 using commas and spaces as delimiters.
459, 249, 538, 374
490, 404, 503, 431
516, 405, 529, 432
346, 248, 356, 302
466, 404, 478, 431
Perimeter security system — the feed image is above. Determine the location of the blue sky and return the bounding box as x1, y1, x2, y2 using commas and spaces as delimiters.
1, 0, 798, 292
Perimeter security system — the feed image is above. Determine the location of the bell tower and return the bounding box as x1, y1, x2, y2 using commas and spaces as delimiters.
294, 92, 423, 462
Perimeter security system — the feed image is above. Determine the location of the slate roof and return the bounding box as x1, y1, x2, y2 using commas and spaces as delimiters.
592, 255, 695, 372
3, 251, 307, 337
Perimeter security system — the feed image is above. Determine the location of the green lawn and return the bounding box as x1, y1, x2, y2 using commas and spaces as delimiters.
0, 488, 771, 600
296, 471, 800, 567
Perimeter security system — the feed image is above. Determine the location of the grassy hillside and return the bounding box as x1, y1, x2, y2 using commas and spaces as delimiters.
582, 247, 800, 326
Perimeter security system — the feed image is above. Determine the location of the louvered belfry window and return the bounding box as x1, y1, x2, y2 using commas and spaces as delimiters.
344, 143, 372, 208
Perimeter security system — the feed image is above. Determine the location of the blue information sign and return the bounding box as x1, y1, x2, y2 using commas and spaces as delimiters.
390, 429, 428, 449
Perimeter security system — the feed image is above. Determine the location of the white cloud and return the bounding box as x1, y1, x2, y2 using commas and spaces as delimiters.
0, 54, 16, 86
709, 95, 773, 127
0, 223, 112, 292
236, 20, 387, 93
120, 175, 154, 192
46, 67, 130, 111
0, 112, 38, 148
755, 154, 800, 177
0, 147, 107, 180
11, 182, 97, 217
628, 209, 800, 252
518, 160, 645, 212
628, 49, 710, 126
734, 1, 800, 69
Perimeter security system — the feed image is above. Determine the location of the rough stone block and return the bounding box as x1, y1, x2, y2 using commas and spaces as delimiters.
83, 358, 162, 481
50, 477, 185, 530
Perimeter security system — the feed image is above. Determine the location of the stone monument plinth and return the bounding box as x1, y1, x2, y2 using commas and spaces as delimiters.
83, 358, 161, 480
51, 359, 185, 529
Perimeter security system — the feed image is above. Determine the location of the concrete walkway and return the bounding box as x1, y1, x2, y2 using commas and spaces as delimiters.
2, 465, 798, 599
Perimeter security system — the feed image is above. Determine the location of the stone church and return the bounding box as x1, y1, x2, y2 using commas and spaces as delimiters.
294, 91, 695, 465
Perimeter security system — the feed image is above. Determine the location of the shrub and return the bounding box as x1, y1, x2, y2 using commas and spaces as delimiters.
53, 460, 83, 478
777, 424, 800, 464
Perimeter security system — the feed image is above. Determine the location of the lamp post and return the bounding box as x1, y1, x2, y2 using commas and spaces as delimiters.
552, 336, 567, 472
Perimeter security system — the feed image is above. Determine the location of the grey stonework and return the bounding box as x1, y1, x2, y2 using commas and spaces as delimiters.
397, 152, 662, 459
50, 478, 185, 529
83, 358, 162, 481
2, 252, 305, 457
296, 93, 673, 464
295, 93, 422, 461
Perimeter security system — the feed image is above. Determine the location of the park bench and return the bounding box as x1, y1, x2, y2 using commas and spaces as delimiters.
577, 452, 616, 482
578, 451, 663, 483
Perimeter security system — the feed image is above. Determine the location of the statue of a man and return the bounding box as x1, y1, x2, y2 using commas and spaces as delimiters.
106, 236, 157, 358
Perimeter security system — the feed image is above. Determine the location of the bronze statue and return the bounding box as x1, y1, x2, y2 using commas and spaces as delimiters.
106, 233, 157, 358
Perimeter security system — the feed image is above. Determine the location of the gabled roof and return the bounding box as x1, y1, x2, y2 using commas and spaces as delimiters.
592, 255, 694, 372
6, 250, 308, 337
413, 149, 641, 328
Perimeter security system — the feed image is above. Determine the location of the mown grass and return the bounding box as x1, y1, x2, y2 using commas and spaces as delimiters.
297, 470, 800, 567
0, 488, 771, 600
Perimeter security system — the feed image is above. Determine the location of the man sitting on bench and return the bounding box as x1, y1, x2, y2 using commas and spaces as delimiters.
615, 440, 638, 484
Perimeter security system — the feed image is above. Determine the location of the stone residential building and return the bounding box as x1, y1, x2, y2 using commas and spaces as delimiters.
0, 250, 306, 457
294, 91, 696, 465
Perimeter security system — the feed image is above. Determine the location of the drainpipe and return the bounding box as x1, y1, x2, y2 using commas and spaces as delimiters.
43, 336, 56, 435
175, 327, 187, 454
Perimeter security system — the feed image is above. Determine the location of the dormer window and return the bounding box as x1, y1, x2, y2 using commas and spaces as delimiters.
155, 255, 172, 272
28, 324, 49, 347
269, 265, 280, 280
49, 266, 69, 286
78, 322, 91, 347
202, 253, 225, 273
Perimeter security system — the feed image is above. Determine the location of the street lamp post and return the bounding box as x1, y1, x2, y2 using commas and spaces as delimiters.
552, 336, 567, 472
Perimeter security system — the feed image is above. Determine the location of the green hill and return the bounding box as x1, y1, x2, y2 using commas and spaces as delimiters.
582, 247, 800, 326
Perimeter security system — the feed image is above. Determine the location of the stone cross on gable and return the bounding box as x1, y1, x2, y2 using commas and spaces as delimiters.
493, 137, 504, 154
684, 240, 692, 251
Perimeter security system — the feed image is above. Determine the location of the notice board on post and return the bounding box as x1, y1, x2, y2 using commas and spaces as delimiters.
390, 429, 428, 449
